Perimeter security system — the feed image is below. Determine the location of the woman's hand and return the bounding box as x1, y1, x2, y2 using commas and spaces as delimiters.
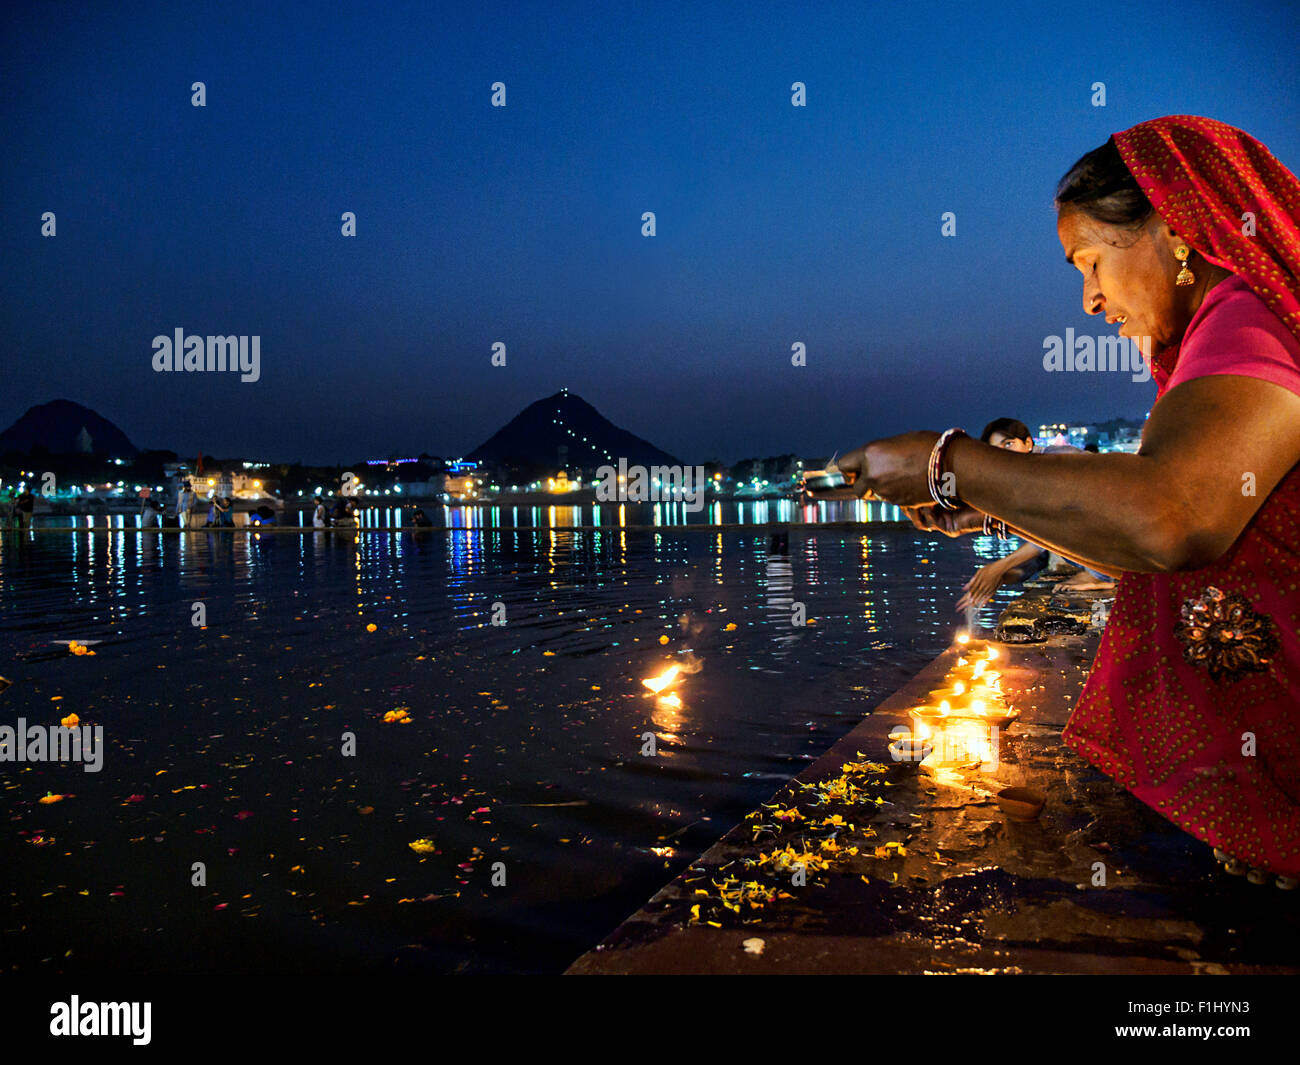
956, 561, 1010, 612
903, 503, 984, 537
836, 431, 940, 507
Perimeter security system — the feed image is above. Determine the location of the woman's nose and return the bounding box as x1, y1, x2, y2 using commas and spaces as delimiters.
1083, 276, 1103, 315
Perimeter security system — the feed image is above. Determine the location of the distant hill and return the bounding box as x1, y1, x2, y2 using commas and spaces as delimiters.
467, 390, 680, 473
0, 400, 139, 457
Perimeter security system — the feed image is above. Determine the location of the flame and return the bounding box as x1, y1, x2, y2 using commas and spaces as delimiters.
642, 665, 681, 694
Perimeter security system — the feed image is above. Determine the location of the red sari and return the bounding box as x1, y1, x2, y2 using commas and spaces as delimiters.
1062, 116, 1300, 876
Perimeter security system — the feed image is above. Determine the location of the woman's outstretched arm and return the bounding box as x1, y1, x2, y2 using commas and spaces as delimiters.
846, 374, 1300, 573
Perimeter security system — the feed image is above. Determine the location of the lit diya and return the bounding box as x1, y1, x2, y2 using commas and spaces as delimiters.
642, 664, 681, 694
909, 702, 950, 739
965, 698, 1019, 729
929, 681, 968, 702
887, 727, 933, 764
800, 453, 856, 492
955, 632, 1000, 660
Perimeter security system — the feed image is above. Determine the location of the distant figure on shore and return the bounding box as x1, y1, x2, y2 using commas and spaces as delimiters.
312, 497, 329, 528
177, 481, 195, 529
410, 507, 433, 528
818, 116, 1300, 888
213, 496, 234, 527
141, 494, 164, 528
955, 418, 1115, 612
331, 497, 356, 528
14, 487, 35, 531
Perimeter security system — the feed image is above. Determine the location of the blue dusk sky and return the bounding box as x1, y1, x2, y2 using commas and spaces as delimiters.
2, 0, 1297, 464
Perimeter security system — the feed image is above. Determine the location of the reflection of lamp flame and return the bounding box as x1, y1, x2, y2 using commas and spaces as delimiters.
652, 692, 685, 748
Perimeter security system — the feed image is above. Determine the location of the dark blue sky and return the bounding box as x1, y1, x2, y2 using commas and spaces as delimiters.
3, 0, 1298, 464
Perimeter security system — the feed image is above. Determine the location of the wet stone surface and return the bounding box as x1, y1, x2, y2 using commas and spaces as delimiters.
570, 585, 1300, 974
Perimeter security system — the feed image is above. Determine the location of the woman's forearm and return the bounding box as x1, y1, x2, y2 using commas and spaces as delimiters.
947, 438, 1178, 572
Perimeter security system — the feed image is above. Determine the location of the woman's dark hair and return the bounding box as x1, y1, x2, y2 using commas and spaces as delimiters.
1054, 137, 1153, 228
980, 417, 1032, 444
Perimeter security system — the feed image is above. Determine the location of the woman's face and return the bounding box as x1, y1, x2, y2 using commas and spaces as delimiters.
1057, 207, 1199, 358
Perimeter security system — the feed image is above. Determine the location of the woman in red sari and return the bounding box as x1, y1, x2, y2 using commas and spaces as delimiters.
827, 116, 1300, 886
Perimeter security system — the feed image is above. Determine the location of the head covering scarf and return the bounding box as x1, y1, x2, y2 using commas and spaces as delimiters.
1112, 115, 1300, 379
1063, 116, 1300, 877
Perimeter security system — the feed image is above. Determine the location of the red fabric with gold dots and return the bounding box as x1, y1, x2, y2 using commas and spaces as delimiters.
1062, 116, 1300, 875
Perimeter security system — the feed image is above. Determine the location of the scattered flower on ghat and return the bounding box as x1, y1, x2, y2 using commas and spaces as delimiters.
383, 708, 412, 724
685, 754, 909, 928
67, 641, 95, 656
60, 713, 79, 728
39, 792, 65, 804
408, 838, 437, 854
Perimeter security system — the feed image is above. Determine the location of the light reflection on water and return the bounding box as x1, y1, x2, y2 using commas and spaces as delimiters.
0, 524, 1021, 973
25, 496, 908, 532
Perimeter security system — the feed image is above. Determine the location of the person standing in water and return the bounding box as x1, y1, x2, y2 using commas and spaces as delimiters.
14, 486, 35, 531
177, 480, 195, 529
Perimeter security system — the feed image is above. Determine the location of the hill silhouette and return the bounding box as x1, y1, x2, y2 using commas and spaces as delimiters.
467, 390, 680, 474
0, 399, 139, 457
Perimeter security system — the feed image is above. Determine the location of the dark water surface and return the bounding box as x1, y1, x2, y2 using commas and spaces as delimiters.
0, 524, 1019, 973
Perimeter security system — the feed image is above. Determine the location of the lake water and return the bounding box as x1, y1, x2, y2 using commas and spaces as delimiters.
0, 520, 1021, 973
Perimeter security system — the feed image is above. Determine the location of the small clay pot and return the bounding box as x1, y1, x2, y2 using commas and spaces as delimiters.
996, 786, 1046, 821
888, 736, 934, 765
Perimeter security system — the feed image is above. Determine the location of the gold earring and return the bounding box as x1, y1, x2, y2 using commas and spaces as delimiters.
1174, 243, 1195, 286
